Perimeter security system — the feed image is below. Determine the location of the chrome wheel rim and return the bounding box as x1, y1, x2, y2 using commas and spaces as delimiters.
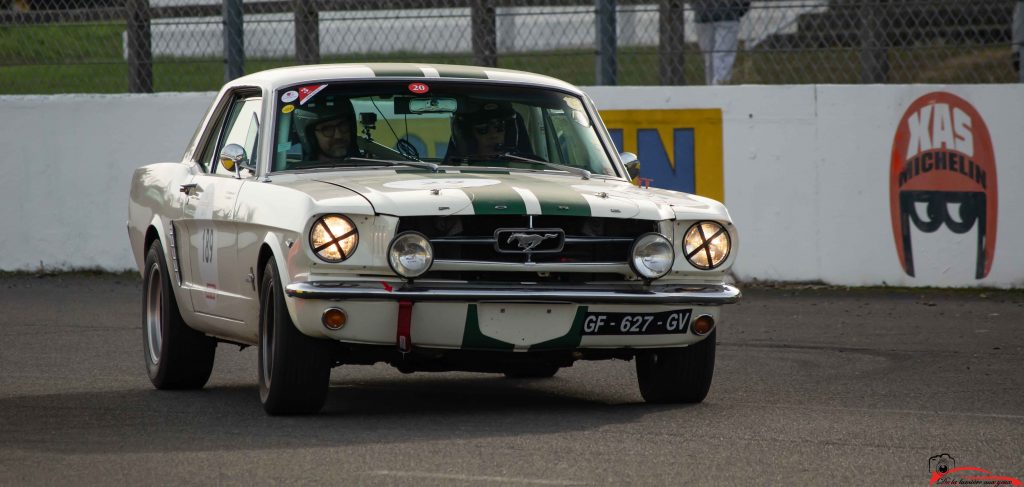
260, 282, 275, 387
145, 262, 163, 366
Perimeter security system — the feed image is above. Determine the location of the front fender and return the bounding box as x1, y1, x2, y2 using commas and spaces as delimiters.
258, 231, 314, 336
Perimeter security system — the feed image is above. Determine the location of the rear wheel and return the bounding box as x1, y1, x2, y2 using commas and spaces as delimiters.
258, 257, 331, 415
635, 329, 716, 404
142, 240, 216, 389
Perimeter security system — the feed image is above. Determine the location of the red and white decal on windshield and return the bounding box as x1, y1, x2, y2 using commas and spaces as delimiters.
298, 84, 328, 105
408, 82, 429, 94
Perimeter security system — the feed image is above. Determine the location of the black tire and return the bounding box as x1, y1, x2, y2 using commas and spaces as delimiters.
635, 329, 716, 404
258, 258, 331, 415
503, 364, 560, 379
142, 240, 216, 389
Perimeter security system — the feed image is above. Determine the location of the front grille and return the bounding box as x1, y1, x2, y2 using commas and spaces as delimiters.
396, 215, 658, 282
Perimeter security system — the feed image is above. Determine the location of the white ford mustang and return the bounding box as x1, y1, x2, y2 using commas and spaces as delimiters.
127, 63, 740, 414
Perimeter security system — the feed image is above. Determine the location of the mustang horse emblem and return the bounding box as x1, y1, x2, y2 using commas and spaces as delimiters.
507, 233, 559, 251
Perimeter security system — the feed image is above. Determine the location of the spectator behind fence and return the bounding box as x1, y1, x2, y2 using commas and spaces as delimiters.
693, 0, 751, 85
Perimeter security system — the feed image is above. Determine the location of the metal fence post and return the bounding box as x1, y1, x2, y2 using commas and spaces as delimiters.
659, 0, 685, 85
470, 0, 497, 67
595, 0, 617, 85
859, 0, 888, 83
1016, 0, 1023, 82
294, 0, 320, 65
223, 0, 245, 82
126, 0, 153, 93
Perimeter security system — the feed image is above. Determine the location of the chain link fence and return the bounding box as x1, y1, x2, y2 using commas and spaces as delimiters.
1, 0, 1020, 93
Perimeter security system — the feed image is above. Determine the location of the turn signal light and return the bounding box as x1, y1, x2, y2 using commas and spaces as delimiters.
692, 315, 715, 335
322, 308, 348, 330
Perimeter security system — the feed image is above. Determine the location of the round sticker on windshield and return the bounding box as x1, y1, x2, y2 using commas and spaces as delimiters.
281, 104, 295, 114
281, 90, 298, 103
408, 83, 429, 94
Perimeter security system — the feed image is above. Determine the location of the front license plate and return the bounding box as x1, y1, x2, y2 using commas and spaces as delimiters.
581, 309, 692, 336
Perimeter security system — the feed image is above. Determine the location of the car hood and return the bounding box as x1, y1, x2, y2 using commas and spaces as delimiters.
296, 170, 728, 221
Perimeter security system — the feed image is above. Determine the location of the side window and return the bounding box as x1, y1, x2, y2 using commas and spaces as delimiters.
196, 108, 228, 172
213, 97, 262, 176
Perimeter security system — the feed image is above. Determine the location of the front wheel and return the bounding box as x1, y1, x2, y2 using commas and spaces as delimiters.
258, 257, 331, 415
635, 329, 716, 404
142, 240, 216, 389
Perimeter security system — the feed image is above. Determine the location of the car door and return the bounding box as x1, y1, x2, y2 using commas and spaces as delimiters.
181, 92, 262, 322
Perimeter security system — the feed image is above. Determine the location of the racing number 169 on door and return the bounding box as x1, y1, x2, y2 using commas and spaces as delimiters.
582, 309, 693, 336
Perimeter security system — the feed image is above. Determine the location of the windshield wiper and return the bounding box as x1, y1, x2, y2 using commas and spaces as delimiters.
350, 156, 439, 172
301, 157, 438, 172
495, 152, 591, 180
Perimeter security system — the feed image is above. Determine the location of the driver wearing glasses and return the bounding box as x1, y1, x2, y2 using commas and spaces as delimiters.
293, 98, 359, 163
451, 102, 519, 160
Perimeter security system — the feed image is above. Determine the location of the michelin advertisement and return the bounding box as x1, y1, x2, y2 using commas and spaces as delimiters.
1, 84, 1021, 287
588, 84, 1022, 288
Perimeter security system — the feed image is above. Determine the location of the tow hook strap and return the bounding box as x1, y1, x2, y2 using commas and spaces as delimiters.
397, 300, 414, 353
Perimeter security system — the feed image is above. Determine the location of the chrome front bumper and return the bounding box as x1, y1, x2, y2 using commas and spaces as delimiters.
285, 281, 741, 305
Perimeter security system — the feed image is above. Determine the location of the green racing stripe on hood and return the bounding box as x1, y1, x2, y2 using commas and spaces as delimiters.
463, 183, 528, 215
525, 184, 592, 217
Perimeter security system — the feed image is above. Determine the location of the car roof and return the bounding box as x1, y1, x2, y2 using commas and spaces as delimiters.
227, 63, 582, 95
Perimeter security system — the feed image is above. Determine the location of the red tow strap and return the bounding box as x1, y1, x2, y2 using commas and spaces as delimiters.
397, 300, 414, 353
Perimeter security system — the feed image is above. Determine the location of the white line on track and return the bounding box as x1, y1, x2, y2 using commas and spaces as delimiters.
367, 470, 587, 485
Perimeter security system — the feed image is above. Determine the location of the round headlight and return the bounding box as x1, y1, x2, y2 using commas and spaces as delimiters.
683, 221, 731, 270
630, 233, 674, 280
309, 214, 358, 263
388, 232, 434, 278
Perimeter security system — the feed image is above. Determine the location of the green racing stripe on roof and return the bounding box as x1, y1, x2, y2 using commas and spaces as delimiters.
435, 66, 489, 79
368, 65, 425, 77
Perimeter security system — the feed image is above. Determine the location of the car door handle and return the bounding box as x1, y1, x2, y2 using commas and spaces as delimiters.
179, 183, 200, 196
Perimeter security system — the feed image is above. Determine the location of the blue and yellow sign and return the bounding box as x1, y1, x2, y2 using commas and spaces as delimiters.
600, 109, 724, 203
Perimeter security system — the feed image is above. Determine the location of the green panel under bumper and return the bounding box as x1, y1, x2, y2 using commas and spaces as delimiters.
461, 304, 516, 351
529, 306, 588, 351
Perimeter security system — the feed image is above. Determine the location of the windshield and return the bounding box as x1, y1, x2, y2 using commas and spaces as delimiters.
271, 81, 618, 177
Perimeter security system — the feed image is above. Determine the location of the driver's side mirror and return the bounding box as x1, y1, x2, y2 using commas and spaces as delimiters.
620, 152, 640, 180
220, 143, 249, 175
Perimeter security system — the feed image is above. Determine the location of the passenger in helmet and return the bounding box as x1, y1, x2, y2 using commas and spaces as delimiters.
449, 102, 519, 160
292, 97, 359, 163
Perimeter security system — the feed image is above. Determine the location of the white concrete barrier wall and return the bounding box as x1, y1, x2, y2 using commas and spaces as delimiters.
0, 93, 216, 271
1, 85, 1020, 287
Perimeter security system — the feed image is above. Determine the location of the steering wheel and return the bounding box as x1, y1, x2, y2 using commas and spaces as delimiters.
396, 139, 420, 161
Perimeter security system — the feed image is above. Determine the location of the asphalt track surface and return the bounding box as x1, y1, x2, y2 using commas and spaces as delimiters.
1, 274, 1022, 486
